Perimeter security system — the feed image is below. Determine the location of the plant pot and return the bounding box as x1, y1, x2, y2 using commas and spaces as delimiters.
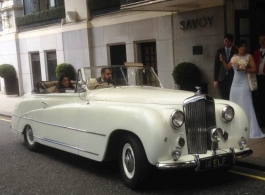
4, 78, 19, 95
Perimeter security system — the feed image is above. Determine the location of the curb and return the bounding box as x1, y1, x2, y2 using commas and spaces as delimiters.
236, 160, 265, 172
0, 113, 12, 118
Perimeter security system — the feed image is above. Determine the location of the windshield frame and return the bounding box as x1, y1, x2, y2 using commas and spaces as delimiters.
77, 65, 163, 91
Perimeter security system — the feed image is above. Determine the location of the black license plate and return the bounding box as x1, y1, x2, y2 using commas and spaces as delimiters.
199, 154, 232, 171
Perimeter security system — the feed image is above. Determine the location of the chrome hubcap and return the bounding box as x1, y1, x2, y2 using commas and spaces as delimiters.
28, 128, 34, 141
124, 149, 134, 173
26, 127, 34, 144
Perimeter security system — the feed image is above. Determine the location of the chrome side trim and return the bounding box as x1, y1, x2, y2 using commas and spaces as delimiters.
13, 115, 106, 137
11, 128, 23, 133
13, 115, 99, 156
34, 135, 43, 140
78, 148, 98, 155
42, 137, 99, 156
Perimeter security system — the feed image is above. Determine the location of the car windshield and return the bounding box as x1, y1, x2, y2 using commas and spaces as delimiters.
80, 65, 162, 90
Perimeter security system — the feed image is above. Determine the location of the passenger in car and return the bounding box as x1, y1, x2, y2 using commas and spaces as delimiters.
55, 73, 75, 93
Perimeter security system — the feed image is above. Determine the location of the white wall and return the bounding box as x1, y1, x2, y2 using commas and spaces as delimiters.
91, 15, 175, 89
62, 29, 90, 70
173, 6, 225, 98
0, 36, 20, 94
64, 0, 88, 21
18, 32, 65, 94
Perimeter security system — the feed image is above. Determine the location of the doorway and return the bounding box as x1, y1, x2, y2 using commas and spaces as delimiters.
109, 44, 127, 83
139, 42, 157, 74
235, 10, 265, 53
109, 44, 127, 65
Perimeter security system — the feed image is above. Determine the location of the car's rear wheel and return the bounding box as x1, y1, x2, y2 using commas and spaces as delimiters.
119, 134, 149, 189
24, 125, 39, 151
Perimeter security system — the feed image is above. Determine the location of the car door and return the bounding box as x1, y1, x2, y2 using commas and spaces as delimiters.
15, 94, 46, 144
41, 93, 83, 155
78, 102, 109, 162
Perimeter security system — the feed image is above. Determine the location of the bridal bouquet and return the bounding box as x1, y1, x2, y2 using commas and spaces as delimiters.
230, 56, 248, 69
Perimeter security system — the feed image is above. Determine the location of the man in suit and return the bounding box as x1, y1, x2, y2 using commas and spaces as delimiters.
214, 34, 237, 100
96, 68, 112, 83
253, 33, 265, 127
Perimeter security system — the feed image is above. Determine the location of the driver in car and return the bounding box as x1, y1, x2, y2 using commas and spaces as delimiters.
96, 68, 114, 84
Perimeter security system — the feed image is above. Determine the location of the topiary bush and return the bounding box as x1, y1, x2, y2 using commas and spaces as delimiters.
0, 64, 16, 79
172, 62, 201, 91
56, 63, 76, 80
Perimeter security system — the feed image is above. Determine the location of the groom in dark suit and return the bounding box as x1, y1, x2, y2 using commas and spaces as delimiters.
214, 34, 237, 100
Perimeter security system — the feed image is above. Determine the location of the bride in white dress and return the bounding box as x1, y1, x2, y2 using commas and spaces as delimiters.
221, 40, 265, 139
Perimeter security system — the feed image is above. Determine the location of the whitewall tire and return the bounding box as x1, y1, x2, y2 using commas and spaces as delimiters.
119, 134, 149, 189
24, 125, 39, 151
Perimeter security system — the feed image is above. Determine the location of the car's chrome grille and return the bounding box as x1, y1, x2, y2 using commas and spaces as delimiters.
183, 95, 216, 154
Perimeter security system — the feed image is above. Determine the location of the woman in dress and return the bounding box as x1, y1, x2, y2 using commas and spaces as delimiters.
221, 40, 265, 138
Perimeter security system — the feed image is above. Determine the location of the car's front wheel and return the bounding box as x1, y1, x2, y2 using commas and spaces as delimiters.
119, 134, 150, 189
24, 125, 39, 151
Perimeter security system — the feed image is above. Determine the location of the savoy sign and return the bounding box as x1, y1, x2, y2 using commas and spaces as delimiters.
180, 16, 213, 30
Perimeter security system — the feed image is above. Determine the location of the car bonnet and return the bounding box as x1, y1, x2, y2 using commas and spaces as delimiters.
86, 86, 195, 105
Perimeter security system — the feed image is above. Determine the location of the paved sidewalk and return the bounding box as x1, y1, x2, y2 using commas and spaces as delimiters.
0, 93, 21, 117
0, 93, 264, 170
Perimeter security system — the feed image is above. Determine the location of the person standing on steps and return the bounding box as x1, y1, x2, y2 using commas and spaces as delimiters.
214, 34, 237, 100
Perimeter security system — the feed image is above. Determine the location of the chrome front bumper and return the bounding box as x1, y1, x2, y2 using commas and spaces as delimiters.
156, 148, 253, 171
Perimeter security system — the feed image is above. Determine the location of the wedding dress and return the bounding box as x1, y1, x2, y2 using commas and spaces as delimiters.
230, 54, 265, 138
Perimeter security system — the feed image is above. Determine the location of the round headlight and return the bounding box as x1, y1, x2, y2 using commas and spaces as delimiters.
170, 110, 185, 128
210, 128, 223, 143
222, 105, 234, 122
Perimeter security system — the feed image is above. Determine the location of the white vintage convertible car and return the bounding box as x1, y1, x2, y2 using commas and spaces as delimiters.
11, 65, 252, 189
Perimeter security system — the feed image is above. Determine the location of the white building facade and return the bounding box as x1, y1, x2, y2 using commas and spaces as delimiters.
0, 0, 258, 98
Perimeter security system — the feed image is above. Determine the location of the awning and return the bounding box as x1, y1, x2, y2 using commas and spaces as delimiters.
121, 0, 224, 12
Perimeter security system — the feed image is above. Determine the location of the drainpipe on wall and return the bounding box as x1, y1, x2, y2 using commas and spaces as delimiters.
15, 33, 23, 96
171, 12, 179, 89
